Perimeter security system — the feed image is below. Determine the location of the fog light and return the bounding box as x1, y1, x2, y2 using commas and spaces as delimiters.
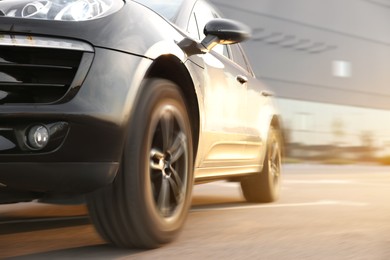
28, 125, 50, 149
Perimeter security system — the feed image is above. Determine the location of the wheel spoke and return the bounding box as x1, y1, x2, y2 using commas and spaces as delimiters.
272, 159, 280, 178
270, 142, 278, 162
170, 166, 183, 191
271, 163, 279, 176
168, 167, 184, 202
269, 140, 280, 178
157, 178, 170, 216
161, 111, 174, 151
169, 132, 186, 163
167, 176, 180, 203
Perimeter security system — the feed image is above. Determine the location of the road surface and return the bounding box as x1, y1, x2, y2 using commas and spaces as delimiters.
1, 164, 390, 259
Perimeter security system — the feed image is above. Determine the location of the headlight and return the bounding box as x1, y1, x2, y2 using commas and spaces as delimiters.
0, 0, 122, 21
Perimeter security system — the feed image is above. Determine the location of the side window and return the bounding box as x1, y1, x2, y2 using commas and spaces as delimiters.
187, 12, 200, 39
230, 44, 252, 75
192, 1, 214, 40
187, 0, 229, 57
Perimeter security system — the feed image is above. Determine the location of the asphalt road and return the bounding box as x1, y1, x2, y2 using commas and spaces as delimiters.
1, 164, 390, 259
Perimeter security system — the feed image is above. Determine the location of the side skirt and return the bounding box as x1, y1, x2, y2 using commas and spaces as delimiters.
194, 164, 262, 184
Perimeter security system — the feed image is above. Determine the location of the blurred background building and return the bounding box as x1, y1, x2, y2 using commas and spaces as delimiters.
211, 0, 390, 163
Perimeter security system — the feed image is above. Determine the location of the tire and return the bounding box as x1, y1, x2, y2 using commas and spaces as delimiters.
240, 126, 282, 203
87, 78, 194, 249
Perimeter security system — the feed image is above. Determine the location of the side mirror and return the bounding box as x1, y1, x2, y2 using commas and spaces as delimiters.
201, 18, 251, 51
178, 18, 251, 56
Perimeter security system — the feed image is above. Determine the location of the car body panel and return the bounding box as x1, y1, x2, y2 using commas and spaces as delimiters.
0, 0, 281, 199
0, 3, 185, 58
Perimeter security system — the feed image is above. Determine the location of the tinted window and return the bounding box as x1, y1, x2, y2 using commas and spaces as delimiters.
134, 0, 184, 21
191, 1, 214, 40
230, 44, 252, 74
187, 12, 200, 40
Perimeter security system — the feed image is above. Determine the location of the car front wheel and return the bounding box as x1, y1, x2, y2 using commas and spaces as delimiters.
87, 78, 194, 248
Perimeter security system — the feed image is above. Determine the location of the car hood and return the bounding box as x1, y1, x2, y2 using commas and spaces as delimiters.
0, 1, 184, 58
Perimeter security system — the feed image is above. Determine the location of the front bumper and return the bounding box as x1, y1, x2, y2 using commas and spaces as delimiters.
0, 45, 148, 193
0, 162, 118, 193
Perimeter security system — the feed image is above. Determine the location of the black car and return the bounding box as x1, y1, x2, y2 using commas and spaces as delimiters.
0, 0, 282, 248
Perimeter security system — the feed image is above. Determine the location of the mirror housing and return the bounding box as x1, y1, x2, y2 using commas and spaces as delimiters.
178, 18, 251, 56
201, 18, 251, 51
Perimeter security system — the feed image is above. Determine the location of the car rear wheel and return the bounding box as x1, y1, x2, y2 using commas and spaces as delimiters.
87, 78, 194, 248
240, 126, 281, 203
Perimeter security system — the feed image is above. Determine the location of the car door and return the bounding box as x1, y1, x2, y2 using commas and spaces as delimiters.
187, 0, 249, 171
230, 43, 271, 165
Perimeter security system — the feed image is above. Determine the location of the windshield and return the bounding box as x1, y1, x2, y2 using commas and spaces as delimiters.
133, 0, 183, 22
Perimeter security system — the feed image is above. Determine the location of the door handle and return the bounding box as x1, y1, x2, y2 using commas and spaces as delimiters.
261, 91, 273, 97
236, 75, 248, 84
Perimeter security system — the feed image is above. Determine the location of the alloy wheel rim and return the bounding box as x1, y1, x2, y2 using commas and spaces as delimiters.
269, 137, 281, 186
149, 105, 188, 219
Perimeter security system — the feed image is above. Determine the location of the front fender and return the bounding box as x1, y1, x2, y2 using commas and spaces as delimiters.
144, 40, 187, 62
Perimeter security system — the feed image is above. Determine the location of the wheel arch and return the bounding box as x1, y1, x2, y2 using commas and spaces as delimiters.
143, 55, 200, 157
